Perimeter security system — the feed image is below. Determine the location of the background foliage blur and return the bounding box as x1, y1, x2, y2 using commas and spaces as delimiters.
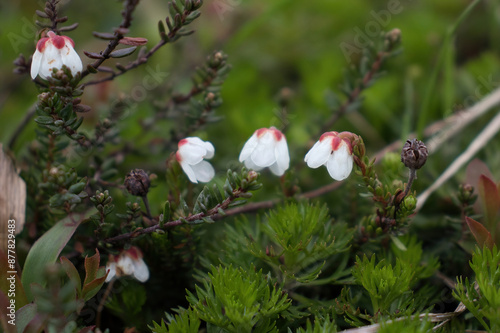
2, 0, 500, 330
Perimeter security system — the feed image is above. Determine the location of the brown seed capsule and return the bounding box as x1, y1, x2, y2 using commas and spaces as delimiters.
124, 169, 151, 197
401, 139, 428, 169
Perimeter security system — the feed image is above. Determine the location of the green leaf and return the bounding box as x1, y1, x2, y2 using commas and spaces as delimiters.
22, 213, 86, 302
60, 257, 82, 297
59, 103, 73, 119
465, 216, 495, 249
390, 235, 407, 251
109, 46, 137, 58
14, 303, 38, 333
34, 116, 54, 125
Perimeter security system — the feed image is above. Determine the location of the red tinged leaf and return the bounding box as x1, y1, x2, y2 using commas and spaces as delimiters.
478, 175, 500, 231
119, 37, 148, 46
83, 249, 100, 286
82, 270, 107, 301
466, 159, 493, 213
465, 216, 495, 249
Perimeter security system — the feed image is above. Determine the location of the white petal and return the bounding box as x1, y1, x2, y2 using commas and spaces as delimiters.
118, 256, 135, 276
326, 144, 353, 181
190, 160, 215, 183
105, 262, 117, 282
304, 139, 331, 168
269, 162, 286, 176
30, 50, 43, 79
244, 157, 264, 171
179, 142, 206, 165
179, 160, 198, 183
61, 45, 83, 76
250, 132, 277, 167
274, 137, 290, 172
239, 133, 258, 162
39, 43, 63, 79
184, 137, 206, 146
132, 259, 150, 283
203, 141, 215, 159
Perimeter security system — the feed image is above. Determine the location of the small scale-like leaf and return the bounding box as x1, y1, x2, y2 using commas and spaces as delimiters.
83, 51, 104, 59
109, 46, 137, 58
465, 216, 495, 249
58, 23, 79, 32
92, 31, 116, 40
68, 181, 87, 194
34, 116, 54, 125
119, 37, 148, 46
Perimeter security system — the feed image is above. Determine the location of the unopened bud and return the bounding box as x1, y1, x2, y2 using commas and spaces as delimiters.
247, 170, 258, 182
124, 169, 151, 197
385, 28, 401, 48
401, 139, 428, 170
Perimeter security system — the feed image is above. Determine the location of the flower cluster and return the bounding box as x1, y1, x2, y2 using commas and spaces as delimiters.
176, 128, 359, 183
31, 31, 83, 80
29, 34, 359, 184
105, 247, 149, 283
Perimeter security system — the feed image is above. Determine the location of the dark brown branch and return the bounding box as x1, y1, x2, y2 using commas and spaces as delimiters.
82, 2, 198, 86
104, 188, 248, 244
80, 0, 140, 79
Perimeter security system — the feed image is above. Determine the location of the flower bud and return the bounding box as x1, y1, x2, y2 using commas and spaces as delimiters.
401, 139, 428, 170
124, 169, 151, 197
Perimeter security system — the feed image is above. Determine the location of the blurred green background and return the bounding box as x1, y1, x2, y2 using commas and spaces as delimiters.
1, 0, 500, 224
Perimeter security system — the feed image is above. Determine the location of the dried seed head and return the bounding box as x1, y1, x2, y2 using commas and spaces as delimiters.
401, 139, 428, 170
124, 169, 150, 197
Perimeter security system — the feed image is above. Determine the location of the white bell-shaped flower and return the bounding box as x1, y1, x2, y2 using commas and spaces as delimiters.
105, 247, 150, 283
31, 31, 83, 80
239, 126, 290, 176
176, 137, 215, 183
304, 131, 354, 181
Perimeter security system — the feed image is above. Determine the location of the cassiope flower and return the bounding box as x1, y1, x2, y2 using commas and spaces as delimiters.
304, 131, 354, 181
239, 126, 290, 176
176, 137, 215, 183
31, 31, 83, 80
106, 247, 149, 283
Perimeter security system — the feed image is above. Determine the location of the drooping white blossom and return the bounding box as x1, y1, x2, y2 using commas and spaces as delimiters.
304, 131, 354, 181
31, 31, 83, 80
239, 127, 290, 176
176, 137, 215, 183
106, 247, 150, 283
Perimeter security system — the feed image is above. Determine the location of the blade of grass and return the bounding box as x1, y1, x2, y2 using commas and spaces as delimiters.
417, 0, 482, 137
